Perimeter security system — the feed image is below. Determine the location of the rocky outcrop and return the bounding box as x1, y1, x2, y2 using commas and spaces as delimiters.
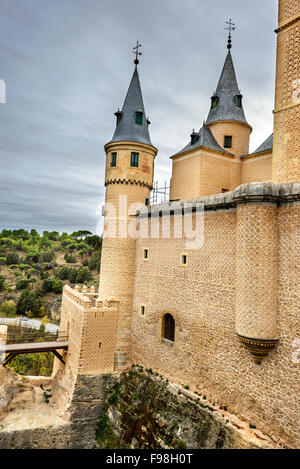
0, 366, 36, 419
95, 366, 281, 449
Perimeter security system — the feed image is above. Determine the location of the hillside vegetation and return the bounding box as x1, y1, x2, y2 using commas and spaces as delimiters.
0, 229, 101, 322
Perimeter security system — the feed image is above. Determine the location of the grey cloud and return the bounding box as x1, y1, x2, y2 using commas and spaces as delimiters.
0, 0, 278, 232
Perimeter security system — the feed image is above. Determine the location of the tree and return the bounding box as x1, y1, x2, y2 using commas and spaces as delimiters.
30, 229, 40, 239
86, 235, 102, 250
17, 289, 42, 316
48, 231, 59, 241
0, 301, 16, 317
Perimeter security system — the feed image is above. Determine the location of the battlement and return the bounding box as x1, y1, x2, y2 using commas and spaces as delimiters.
56, 285, 119, 376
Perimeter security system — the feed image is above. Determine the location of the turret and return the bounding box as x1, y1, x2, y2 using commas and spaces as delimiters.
99, 45, 157, 370
272, 0, 300, 182
206, 27, 252, 158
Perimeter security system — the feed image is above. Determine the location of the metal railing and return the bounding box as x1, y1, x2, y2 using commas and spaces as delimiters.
4, 331, 68, 345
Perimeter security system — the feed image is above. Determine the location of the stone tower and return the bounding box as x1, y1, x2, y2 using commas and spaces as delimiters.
206, 47, 252, 157
99, 59, 158, 370
272, 0, 300, 182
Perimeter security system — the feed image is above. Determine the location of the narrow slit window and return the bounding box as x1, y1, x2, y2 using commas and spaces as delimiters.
143, 248, 149, 260
131, 152, 139, 167
140, 305, 145, 316
181, 253, 188, 266
224, 136, 232, 148
111, 152, 117, 167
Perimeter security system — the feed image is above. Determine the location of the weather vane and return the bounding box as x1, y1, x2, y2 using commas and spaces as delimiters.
225, 19, 235, 49
133, 41, 142, 65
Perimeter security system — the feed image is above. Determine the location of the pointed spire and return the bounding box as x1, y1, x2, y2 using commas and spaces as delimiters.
225, 19, 235, 50
109, 51, 152, 146
206, 50, 248, 126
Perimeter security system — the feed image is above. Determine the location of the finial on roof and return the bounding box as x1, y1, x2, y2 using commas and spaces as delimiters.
132, 40, 142, 65
225, 18, 235, 49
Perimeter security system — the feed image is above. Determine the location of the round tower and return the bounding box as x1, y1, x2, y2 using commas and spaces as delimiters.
99, 56, 157, 371
272, 0, 300, 183
206, 32, 252, 161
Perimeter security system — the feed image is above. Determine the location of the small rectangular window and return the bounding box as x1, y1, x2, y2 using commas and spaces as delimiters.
136, 112, 143, 125
131, 152, 139, 167
222, 188, 229, 193
111, 152, 117, 167
181, 253, 188, 266
143, 248, 149, 260
224, 136, 232, 148
211, 96, 218, 110
140, 305, 145, 316
235, 95, 242, 108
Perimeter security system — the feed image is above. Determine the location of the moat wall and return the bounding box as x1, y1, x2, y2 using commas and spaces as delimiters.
95, 366, 279, 449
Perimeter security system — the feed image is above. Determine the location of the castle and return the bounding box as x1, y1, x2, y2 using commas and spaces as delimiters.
54, 0, 300, 448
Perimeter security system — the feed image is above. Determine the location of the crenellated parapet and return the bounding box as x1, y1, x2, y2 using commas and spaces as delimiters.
55, 285, 119, 377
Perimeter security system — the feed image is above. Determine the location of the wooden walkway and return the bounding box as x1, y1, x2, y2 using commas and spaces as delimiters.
0, 341, 68, 366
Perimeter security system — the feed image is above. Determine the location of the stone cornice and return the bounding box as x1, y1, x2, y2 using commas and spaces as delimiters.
137, 182, 300, 218
275, 13, 300, 33
104, 140, 158, 157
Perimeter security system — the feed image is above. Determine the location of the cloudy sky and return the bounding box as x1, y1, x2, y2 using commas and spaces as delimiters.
0, 0, 278, 234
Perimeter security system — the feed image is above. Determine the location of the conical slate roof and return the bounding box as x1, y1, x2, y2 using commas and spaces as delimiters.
173, 125, 233, 157
241, 133, 273, 157
109, 66, 152, 146
206, 51, 248, 126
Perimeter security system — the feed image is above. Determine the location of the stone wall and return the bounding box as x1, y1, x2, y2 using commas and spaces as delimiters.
170, 148, 242, 201
131, 182, 300, 448
241, 151, 272, 184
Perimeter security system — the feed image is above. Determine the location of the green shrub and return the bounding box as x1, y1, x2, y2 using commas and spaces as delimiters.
6, 251, 20, 265
0, 276, 5, 291
88, 252, 101, 271
16, 278, 32, 290
52, 279, 63, 294
42, 278, 54, 293
64, 253, 76, 263
76, 266, 92, 284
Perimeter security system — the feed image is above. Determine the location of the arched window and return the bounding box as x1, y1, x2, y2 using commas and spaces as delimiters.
163, 313, 175, 343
